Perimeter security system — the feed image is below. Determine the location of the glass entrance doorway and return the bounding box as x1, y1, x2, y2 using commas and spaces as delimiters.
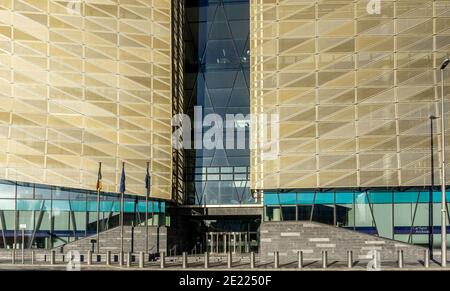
206, 232, 258, 254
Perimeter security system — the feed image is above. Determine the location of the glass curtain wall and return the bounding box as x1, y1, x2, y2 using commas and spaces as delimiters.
0, 180, 167, 249
184, 0, 255, 205
264, 189, 449, 247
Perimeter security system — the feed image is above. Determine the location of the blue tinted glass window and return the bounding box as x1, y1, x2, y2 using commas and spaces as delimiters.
17, 183, 33, 199
53, 188, 69, 200
35, 186, 52, 199
0, 182, 15, 198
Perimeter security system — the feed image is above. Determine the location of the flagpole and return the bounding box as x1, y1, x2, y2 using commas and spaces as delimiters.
120, 162, 125, 261
96, 162, 101, 254
146, 162, 150, 253
121, 189, 124, 254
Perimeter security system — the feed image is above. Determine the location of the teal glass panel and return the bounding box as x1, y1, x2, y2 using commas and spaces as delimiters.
433, 191, 441, 202
100, 201, 114, 212
355, 192, 369, 204
124, 201, 136, 213
417, 191, 431, 203
431, 191, 450, 203
297, 192, 315, 204
52, 200, 70, 211
314, 193, 334, 204
160, 202, 166, 213
87, 201, 97, 212
264, 193, 278, 205
0, 199, 15, 210
394, 192, 420, 203
43, 200, 52, 210
17, 200, 42, 211
336, 192, 353, 204
111, 201, 120, 212
70, 201, 86, 212
137, 202, 154, 213
153, 201, 161, 212
279, 193, 296, 205
368, 191, 392, 204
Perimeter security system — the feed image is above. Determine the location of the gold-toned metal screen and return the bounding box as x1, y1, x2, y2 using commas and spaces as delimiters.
0, 0, 172, 199
251, 0, 450, 190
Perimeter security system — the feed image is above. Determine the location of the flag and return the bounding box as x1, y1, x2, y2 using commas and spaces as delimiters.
120, 162, 126, 193
96, 162, 102, 191
145, 163, 151, 190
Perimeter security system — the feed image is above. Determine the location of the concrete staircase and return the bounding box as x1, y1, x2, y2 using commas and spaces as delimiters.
260, 221, 426, 263
54, 226, 167, 254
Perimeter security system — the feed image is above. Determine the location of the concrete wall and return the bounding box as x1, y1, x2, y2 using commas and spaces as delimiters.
260, 221, 426, 263
56, 226, 167, 254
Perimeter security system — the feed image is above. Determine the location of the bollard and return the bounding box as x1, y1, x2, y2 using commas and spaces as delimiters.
424, 249, 430, 268
182, 252, 188, 269
347, 250, 353, 269
139, 252, 144, 268
274, 251, 279, 269
31, 251, 35, 265
298, 251, 303, 269
87, 250, 92, 265
160, 251, 166, 269
204, 252, 209, 269
250, 252, 255, 269
11, 250, 15, 264
50, 250, 55, 265
322, 250, 327, 269
126, 252, 131, 267
398, 249, 404, 269
119, 251, 124, 267
227, 251, 232, 269
106, 251, 111, 266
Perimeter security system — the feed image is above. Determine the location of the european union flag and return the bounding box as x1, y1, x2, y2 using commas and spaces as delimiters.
145, 163, 151, 190
120, 163, 126, 193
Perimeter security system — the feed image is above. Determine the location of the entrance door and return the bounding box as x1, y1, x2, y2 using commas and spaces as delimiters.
206, 231, 257, 254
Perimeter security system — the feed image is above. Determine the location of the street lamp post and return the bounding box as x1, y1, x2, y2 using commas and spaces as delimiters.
440, 57, 450, 267
430, 115, 437, 259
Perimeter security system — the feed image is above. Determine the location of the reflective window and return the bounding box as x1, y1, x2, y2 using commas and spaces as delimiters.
185, 0, 253, 206
0, 180, 167, 249
263, 189, 450, 247
0, 182, 15, 199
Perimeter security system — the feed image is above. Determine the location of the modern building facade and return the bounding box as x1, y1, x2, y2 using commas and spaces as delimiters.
0, 0, 173, 198
0, 0, 173, 249
251, 0, 450, 249
0, 0, 449, 255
